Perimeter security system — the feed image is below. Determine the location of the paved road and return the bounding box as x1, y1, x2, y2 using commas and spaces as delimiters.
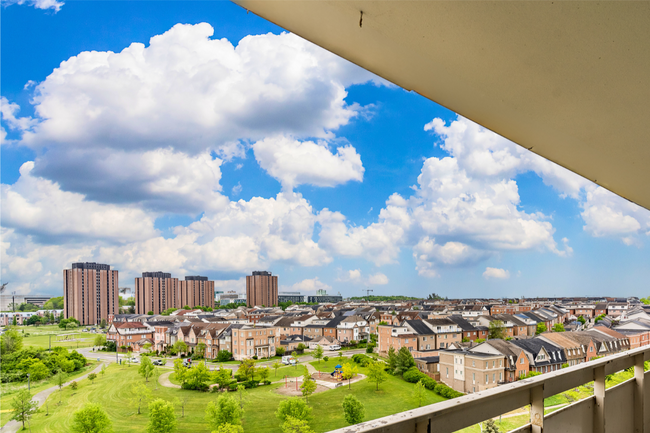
0, 363, 106, 433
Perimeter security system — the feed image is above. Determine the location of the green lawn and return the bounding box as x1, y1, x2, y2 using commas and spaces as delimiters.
0, 360, 98, 427
18, 324, 97, 350
26, 360, 448, 433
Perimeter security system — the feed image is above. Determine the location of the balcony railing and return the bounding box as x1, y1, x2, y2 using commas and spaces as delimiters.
327, 345, 650, 433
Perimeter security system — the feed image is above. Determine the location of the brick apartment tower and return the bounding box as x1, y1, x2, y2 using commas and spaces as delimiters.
246, 271, 278, 307
135, 272, 215, 314
63, 262, 119, 325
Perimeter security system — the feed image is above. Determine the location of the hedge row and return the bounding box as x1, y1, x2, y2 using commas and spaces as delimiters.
403, 367, 464, 399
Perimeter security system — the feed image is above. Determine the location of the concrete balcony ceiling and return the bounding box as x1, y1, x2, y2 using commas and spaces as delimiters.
233, 1, 650, 211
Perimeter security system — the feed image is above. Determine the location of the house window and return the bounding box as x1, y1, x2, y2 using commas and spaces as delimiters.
520, 358, 524, 364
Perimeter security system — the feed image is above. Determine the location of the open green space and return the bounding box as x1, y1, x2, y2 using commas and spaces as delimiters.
15, 325, 97, 350
24, 358, 447, 433
0, 360, 98, 427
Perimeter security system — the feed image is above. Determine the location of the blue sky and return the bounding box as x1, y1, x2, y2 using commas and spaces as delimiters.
2, 1, 649, 299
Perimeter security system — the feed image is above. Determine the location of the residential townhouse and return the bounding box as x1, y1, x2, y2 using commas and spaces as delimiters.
470, 339, 526, 383
423, 318, 463, 349
538, 332, 585, 366
337, 315, 369, 343
107, 321, 154, 352
607, 302, 629, 317
439, 349, 506, 394
511, 338, 567, 374
230, 324, 278, 360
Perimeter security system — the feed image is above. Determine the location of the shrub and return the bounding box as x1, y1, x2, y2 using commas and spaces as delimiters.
228, 384, 239, 392
70, 381, 78, 390
263, 380, 271, 385
234, 373, 246, 382
275, 347, 286, 356
216, 350, 232, 362
323, 356, 329, 362
252, 355, 258, 360
181, 382, 209, 392
242, 380, 259, 389
433, 383, 464, 399
403, 367, 427, 383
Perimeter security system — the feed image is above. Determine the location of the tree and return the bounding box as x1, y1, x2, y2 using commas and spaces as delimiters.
139, 356, 155, 382
341, 363, 359, 389
552, 323, 565, 332
173, 340, 188, 355
100, 364, 107, 379
214, 424, 244, 433
205, 394, 242, 430
577, 315, 586, 325
216, 350, 232, 362
313, 345, 324, 363
186, 362, 211, 389
275, 347, 286, 357
259, 366, 270, 383
236, 385, 247, 410
1, 327, 23, 355
88, 373, 97, 384
483, 419, 501, 433
195, 342, 207, 358
272, 361, 282, 377
300, 368, 316, 403
276, 398, 312, 422
28, 360, 51, 380
10, 389, 38, 430
147, 399, 177, 433
100, 319, 107, 329
60, 358, 76, 373
94, 334, 107, 348
367, 361, 387, 391
394, 347, 415, 375
338, 351, 343, 362
536, 323, 547, 335
213, 367, 233, 389
237, 359, 256, 381
296, 343, 306, 352
281, 416, 315, 433
488, 320, 507, 340
413, 379, 426, 407
342, 395, 365, 425
71, 403, 113, 433
173, 397, 187, 418
387, 346, 397, 372
173, 358, 188, 386
130, 382, 152, 414
53, 371, 67, 404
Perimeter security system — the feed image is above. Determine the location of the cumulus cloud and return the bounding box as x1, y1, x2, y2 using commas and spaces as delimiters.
17, 24, 378, 154
483, 267, 510, 280
32, 148, 228, 214
253, 136, 364, 190
282, 277, 331, 293
336, 269, 388, 285
3, 0, 63, 12
1, 162, 158, 243
581, 185, 649, 244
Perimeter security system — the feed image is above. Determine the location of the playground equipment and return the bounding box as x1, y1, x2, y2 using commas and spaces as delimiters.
331, 364, 343, 382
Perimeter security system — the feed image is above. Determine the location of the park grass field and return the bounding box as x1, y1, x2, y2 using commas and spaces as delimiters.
17, 324, 96, 350
27, 360, 447, 433
0, 360, 98, 427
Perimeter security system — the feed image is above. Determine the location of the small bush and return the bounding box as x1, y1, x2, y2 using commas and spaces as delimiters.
252, 355, 258, 360
228, 384, 239, 392
263, 380, 271, 385
181, 382, 209, 392
323, 356, 329, 362
234, 373, 246, 382
70, 381, 78, 390
275, 347, 286, 356
403, 367, 427, 383
242, 380, 259, 389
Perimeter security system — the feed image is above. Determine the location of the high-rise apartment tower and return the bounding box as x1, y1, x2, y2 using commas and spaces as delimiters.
63, 262, 119, 325
135, 273, 214, 314
246, 271, 278, 307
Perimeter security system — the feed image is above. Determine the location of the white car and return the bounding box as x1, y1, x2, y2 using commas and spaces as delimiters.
281, 356, 297, 365
328, 345, 341, 351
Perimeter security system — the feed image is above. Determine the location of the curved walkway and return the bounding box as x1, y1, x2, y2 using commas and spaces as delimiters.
0, 363, 106, 433
158, 371, 181, 389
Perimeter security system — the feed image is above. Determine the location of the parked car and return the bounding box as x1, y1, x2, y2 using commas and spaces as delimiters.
282, 356, 297, 365
152, 359, 165, 366
129, 357, 140, 363
328, 345, 341, 351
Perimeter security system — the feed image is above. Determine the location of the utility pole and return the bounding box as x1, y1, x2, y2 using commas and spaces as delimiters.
12, 291, 16, 313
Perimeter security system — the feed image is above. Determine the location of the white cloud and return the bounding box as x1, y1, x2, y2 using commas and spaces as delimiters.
367, 273, 389, 285
32, 148, 228, 214
336, 269, 388, 285
18, 24, 378, 155
3, 0, 63, 12
253, 136, 364, 190
282, 277, 331, 293
581, 185, 649, 244
483, 267, 510, 280
1, 97, 38, 136
232, 183, 243, 197
1, 162, 157, 243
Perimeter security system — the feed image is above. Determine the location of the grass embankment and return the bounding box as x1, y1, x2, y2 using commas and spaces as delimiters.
0, 360, 98, 427
28, 359, 447, 432
18, 324, 96, 350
